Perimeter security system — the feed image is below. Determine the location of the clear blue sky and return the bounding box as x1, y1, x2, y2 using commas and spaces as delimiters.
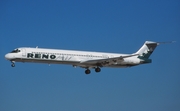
1, 0, 180, 111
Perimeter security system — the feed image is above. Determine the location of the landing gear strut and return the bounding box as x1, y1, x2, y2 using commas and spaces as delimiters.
95, 67, 101, 73
11, 61, 15, 67
85, 69, 91, 74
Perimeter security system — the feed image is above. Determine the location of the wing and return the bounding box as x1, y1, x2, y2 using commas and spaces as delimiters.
80, 54, 139, 65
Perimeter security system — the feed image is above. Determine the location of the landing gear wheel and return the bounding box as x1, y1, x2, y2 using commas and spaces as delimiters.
95, 67, 101, 72
85, 69, 91, 74
11, 63, 15, 67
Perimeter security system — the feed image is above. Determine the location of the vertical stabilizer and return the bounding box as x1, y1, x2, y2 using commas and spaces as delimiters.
135, 41, 159, 59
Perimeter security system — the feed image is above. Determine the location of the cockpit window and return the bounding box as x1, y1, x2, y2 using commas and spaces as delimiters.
10, 49, 21, 53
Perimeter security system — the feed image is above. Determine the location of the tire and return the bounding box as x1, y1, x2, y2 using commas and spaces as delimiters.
95, 67, 101, 72
11, 64, 15, 67
85, 69, 91, 74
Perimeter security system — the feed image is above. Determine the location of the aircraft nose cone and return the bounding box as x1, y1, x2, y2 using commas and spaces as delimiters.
5, 53, 11, 60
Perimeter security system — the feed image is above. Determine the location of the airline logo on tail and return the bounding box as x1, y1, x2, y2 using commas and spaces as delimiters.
135, 41, 159, 63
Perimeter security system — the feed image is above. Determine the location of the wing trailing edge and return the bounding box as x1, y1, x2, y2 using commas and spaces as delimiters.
80, 54, 139, 64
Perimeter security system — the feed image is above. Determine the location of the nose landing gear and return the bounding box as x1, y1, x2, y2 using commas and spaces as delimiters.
11, 61, 15, 67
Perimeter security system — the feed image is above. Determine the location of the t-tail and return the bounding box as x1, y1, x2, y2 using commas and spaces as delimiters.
135, 41, 159, 64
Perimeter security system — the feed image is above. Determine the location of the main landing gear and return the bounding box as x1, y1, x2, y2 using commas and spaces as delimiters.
95, 67, 101, 72
85, 69, 91, 74
11, 61, 15, 67
85, 67, 101, 74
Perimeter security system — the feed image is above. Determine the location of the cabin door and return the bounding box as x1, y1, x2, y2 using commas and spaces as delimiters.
22, 48, 26, 57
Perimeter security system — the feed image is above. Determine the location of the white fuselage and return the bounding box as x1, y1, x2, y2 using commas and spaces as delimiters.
5, 47, 141, 68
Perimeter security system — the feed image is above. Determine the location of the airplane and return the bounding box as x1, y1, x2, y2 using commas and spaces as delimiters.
4, 41, 170, 74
